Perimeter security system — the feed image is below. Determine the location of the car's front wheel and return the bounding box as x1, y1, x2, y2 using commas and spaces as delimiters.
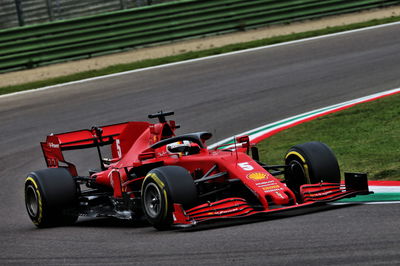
141, 166, 197, 230
284, 141, 340, 199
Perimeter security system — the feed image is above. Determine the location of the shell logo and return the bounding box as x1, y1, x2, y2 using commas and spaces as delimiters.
247, 172, 268, 180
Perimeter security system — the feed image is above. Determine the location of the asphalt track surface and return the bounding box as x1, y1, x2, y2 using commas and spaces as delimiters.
1, 23, 400, 265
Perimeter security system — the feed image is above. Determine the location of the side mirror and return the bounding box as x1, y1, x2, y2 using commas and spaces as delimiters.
236, 135, 249, 143
236, 135, 250, 152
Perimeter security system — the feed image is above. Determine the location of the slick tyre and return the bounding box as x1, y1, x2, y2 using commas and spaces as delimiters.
284, 142, 340, 197
141, 166, 197, 230
25, 168, 79, 228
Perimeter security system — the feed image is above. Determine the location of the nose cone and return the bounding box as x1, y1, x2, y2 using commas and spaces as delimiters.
266, 190, 291, 206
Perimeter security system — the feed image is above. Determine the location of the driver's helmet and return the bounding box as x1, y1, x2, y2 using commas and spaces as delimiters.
166, 140, 191, 155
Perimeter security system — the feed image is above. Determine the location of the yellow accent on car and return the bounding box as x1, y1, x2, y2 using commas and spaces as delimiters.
285, 151, 305, 162
25, 177, 43, 224
147, 173, 165, 189
144, 172, 169, 219
247, 172, 267, 180
285, 151, 311, 184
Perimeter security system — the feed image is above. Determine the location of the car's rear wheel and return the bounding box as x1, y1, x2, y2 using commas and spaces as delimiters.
25, 168, 79, 228
141, 166, 197, 230
284, 141, 340, 199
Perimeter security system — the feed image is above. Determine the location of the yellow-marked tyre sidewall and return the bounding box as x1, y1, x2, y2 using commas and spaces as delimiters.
25, 176, 44, 226
285, 151, 311, 184
141, 166, 197, 230
141, 172, 173, 229
24, 168, 79, 228
284, 148, 315, 201
285, 142, 340, 185
145, 173, 170, 219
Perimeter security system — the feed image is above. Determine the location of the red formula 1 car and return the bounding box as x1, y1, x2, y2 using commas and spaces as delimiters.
24, 111, 370, 229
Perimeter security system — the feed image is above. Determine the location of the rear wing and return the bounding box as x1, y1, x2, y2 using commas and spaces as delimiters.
40, 118, 178, 176
41, 122, 150, 175
46, 122, 128, 149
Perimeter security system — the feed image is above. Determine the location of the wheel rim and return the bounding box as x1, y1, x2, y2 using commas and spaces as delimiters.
288, 160, 308, 193
25, 185, 39, 217
143, 183, 162, 218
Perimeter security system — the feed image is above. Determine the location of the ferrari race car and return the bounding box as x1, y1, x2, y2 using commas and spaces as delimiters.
25, 111, 370, 230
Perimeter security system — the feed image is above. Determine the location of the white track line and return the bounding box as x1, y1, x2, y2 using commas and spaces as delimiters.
1, 21, 400, 99
209, 87, 400, 148
370, 186, 400, 193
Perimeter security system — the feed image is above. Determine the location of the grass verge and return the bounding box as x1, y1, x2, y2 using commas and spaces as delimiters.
1, 15, 400, 95
257, 93, 400, 181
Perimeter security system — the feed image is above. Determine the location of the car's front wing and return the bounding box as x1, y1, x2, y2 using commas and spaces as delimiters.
172, 174, 371, 227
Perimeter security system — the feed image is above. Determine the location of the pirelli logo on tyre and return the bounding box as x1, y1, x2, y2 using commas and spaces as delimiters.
247, 172, 268, 181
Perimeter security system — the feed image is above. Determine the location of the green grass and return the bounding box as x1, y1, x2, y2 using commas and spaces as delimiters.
257, 93, 400, 181
1, 15, 400, 95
